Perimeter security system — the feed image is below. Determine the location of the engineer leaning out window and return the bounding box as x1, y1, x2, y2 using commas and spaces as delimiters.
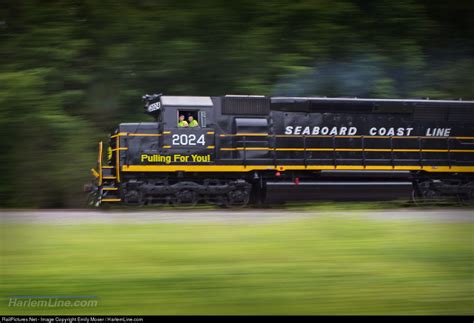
177, 115, 188, 127
188, 115, 199, 127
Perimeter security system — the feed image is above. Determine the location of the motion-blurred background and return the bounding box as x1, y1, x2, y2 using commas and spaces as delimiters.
0, 0, 473, 207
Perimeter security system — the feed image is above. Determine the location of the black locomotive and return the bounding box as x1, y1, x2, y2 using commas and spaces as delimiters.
88, 94, 474, 207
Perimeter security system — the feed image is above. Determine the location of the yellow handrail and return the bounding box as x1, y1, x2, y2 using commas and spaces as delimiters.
116, 136, 121, 182
98, 141, 103, 186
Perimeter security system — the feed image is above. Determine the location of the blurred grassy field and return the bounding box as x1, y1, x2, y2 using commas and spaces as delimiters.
1, 214, 473, 315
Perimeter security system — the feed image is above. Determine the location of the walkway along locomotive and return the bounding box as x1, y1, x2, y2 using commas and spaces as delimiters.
88, 94, 474, 207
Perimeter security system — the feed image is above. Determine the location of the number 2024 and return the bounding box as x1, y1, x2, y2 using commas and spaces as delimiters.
172, 134, 206, 146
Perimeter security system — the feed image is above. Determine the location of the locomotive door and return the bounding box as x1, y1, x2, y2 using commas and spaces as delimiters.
233, 117, 270, 165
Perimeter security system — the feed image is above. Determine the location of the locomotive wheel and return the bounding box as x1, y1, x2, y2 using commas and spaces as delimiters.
458, 189, 474, 206
411, 189, 424, 206
423, 189, 442, 200
124, 189, 144, 206
87, 189, 101, 208
412, 187, 444, 206
172, 189, 198, 207
224, 189, 250, 208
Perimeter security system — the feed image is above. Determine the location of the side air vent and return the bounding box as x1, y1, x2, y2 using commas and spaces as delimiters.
414, 107, 449, 121
222, 96, 270, 115
271, 99, 414, 114
448, 107, 474, 123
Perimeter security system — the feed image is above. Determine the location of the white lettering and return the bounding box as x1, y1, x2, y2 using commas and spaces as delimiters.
425, 128, 451, 137
329, 127, 338, 135
171, 134, 206, 146
281, 125, 435, 137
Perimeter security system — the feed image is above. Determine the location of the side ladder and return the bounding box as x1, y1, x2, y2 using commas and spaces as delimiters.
97, 141, 121, 204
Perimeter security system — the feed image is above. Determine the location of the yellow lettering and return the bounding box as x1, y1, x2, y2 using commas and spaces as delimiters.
141, 154, 212, 164
173, 154, 189, 162
191, 154, 211, 163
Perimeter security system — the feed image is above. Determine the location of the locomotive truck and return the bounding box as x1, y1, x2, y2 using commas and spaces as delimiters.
88, 94, 474, 207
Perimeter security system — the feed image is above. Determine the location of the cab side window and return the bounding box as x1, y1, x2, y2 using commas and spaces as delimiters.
198, 110, 207, 128
177, 110, 200, 128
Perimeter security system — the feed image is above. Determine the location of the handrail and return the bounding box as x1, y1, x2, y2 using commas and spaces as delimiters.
98, 141, 103, 186
216, 147, 474, 153
272, 134, 277, 167
217, 133, 474, 140
447, 137, 452, 169
116, 136, 121, 182
243, 135, 247, 167
362, 136, 366, 168
213, 132, 217, 157
303, 135, 307, 168
418, 137, 423, 169
111, 132, 474, 140
390, 136, 394, 168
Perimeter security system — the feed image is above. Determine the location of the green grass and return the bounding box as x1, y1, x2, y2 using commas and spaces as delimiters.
1, 215, 473, 315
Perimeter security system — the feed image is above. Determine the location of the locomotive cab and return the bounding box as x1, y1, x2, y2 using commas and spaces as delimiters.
159, 96, 215, 152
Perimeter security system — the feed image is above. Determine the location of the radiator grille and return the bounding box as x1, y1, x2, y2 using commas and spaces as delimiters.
222, 97, 270, 115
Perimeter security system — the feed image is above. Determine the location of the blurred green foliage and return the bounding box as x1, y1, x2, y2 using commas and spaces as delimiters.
0, 0, 473, 207
1, 215, 473, 314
